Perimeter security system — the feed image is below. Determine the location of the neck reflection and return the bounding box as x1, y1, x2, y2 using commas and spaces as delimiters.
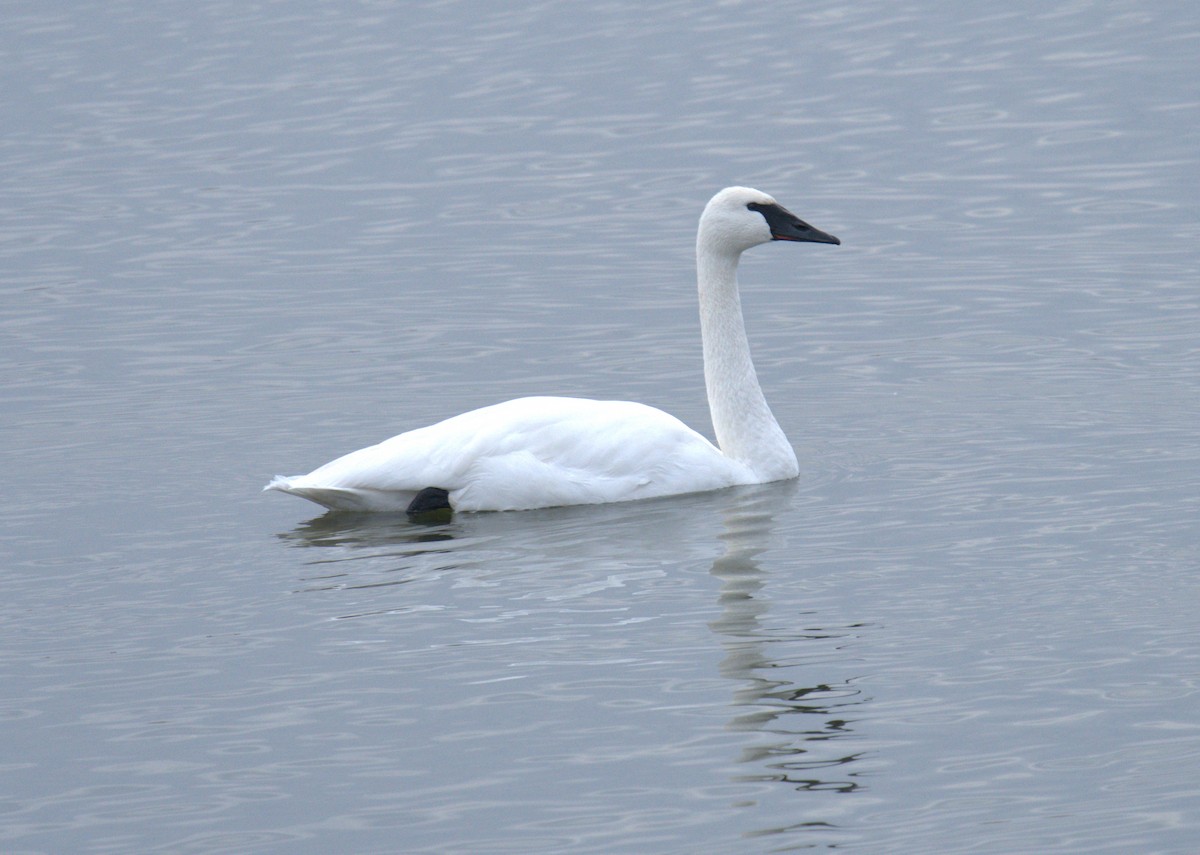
709, 491, 869, 808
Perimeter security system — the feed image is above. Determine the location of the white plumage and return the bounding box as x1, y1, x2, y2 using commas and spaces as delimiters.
265, 186, 839, 513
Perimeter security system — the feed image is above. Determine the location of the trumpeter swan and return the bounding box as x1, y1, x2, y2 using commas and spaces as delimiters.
265, 186, 839, 513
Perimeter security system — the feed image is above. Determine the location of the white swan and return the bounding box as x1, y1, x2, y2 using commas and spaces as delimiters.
265, 186, 839, 514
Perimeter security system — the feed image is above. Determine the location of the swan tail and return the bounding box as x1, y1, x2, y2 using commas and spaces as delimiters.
263, 476, 415, 513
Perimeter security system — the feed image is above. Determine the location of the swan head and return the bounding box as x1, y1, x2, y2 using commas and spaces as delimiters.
699, 186, 840, 255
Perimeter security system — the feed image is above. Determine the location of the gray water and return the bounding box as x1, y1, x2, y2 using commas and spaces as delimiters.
4, 1, 1199, 852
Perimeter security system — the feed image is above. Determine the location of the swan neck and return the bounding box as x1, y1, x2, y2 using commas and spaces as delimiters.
696, 242, 798, 481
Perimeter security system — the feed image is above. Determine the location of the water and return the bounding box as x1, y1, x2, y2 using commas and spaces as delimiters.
3, 1, 1198, 852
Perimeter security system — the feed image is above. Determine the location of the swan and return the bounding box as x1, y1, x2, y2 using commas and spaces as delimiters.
265, 186, 839, 514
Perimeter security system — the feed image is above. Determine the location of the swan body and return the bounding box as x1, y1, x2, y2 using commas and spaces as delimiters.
266, 186, 839, 513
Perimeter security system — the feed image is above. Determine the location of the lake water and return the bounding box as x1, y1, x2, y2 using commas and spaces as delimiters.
4, 1, 1199, 852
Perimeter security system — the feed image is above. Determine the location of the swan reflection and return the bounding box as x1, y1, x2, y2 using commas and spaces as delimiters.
275, 482, 869, 842
710, 489, 869, 807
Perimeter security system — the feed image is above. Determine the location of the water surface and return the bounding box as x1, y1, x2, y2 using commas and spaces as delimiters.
3, 1, 1198, 852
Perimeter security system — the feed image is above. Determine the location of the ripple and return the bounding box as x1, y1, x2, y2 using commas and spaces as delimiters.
931, 107, 1011, 126
1068, 198, 1177, 214
1037, 127, 1124, 145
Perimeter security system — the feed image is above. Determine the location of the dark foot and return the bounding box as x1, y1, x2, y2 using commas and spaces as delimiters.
406, 487, 452, 520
